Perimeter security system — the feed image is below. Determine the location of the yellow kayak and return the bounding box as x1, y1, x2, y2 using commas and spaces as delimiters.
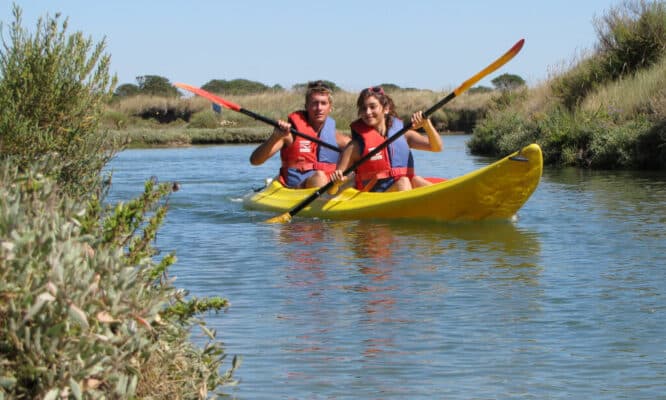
244, 143, 543, 222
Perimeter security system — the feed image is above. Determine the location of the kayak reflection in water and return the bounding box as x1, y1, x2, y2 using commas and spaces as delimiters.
330, 86, 443, 192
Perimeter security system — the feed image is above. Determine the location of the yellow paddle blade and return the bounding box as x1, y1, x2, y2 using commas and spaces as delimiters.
454, 38, 525, 96
327, 181, 342, 196
265, 212, 292, 224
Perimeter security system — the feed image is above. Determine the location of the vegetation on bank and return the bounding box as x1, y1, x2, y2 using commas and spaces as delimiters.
0, 5, 238, 398
105, 2, 666, 171
105, 84, 498, 147
469, 0, 666, 169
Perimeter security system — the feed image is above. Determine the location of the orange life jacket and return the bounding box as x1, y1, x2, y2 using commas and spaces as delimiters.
279, 111, 338, 181
351, 117, 414, 190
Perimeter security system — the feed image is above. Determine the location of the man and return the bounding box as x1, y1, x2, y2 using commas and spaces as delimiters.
250, 81, 349, 188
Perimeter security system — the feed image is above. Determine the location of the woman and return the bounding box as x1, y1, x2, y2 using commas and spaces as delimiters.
331, 86, 442, 192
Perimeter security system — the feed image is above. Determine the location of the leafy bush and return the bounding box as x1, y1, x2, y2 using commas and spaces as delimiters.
100, 109, 130, 129
595, 0, 666, 77
0, 163, 238, 398
188, 110, 221, 129
0, 5, 239, 398
0, 5, 117, 197
467, 110, 533, 156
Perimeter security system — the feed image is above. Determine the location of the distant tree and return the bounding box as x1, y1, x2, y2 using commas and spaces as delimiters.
491, 73, 526, 91
376, 83, 401, 91
201, 79, 274, 95
367, 84, 421, 92
114, 83, 140, 98
136, 75, 179, 97
292, 80, 341, 92
468, 85, 493, 94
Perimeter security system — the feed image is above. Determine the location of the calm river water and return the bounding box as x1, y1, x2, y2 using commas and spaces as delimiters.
106, 135, 666, 399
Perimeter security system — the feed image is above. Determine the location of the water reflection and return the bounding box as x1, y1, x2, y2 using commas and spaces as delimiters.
269, 218, 545, 383
106, 142, 666, 398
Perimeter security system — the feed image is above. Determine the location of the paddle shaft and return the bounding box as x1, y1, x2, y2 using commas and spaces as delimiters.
237, 107, 340, 152
269, 38, 525, 222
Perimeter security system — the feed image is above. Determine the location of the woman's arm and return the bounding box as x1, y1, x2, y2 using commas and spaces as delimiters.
330, 140, 359, 182
405, 111, 442, 152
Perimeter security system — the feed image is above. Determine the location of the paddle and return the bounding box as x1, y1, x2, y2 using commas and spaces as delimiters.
173, 83, 341, 152
265, 38, 525, 224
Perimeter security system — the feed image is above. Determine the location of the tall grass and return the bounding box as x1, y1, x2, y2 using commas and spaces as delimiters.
469, 0, 666, 170
552, 0, 666, 110
582, 53, 666, 118
113, 87, 495, 141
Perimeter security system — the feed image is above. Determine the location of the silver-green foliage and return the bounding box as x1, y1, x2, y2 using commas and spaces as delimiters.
0, 164, 238, 399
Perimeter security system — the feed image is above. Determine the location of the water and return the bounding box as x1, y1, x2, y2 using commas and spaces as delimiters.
106, 135, 666, 399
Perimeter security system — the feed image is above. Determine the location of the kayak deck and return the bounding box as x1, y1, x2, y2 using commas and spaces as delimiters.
244, 143, 543, 222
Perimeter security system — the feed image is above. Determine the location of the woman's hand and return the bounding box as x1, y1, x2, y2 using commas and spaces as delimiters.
410, 111, 425, 130
330, 169, 345, 183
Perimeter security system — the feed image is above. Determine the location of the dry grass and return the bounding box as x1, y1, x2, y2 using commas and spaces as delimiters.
111, 94, 205, 115
581, 54, 666, 119
111, 88, 495, 136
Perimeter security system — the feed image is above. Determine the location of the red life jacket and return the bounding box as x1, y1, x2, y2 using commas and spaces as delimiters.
351, 117, 414, 190
279, 111, 338, 181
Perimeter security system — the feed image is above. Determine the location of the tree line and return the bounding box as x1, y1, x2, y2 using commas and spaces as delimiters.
113, 74, 525, 98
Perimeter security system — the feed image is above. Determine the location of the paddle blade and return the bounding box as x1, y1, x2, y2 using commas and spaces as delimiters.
327, 181, 342, 195
454, 38, 525, 96
173, 82, 242, 111
265, 212, 292, 224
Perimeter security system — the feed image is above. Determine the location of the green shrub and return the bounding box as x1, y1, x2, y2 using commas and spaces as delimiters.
188, 110, 221, 129
589, 120, 641, 168
0, 5, 239, 398
595, 0, 666, 78
467, 110, 533, 156
0, 163, 238, 398
552, 0, 666, 110
101, 109, 130, 129
0, 6, 119, 197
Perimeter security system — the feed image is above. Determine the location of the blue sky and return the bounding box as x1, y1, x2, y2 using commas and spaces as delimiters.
2, 0, 622, 91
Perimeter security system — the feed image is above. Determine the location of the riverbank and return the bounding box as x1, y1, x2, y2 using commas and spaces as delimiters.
111, 126, 469, 148
111, 126, 271, 148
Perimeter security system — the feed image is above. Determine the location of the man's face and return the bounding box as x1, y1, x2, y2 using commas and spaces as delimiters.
305, 92, 332, 126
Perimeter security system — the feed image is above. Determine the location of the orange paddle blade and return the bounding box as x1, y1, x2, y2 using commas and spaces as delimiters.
174, 82, 241, 111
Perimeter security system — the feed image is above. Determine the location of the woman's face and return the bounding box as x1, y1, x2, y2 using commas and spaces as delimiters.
359, 95, 387, 130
